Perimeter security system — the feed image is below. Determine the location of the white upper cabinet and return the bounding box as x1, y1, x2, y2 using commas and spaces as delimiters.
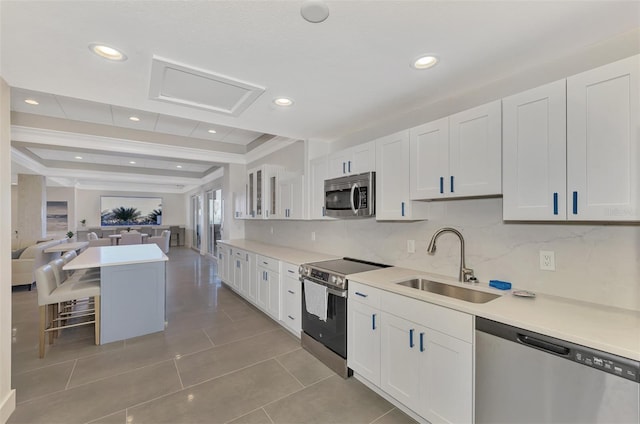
410, 101, 502, 200
503, 80, 567, 220
278, 171, 304, 219
246, 165, 282, 219
504, 55, 639, 221
567, 55, 639, 221
375, 131, 429, 220
328, 141, 376, 178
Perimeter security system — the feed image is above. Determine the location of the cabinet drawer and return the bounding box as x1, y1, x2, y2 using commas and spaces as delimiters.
384, 293, 473, 343
256, 254, 279, 272
349, 281, 381, 309
281, 261, 299, 278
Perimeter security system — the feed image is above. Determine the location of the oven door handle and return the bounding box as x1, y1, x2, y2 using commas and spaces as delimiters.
303, 279, 348, 298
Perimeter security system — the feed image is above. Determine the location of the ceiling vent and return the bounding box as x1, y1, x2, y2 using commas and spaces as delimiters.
149, 56, 265, 116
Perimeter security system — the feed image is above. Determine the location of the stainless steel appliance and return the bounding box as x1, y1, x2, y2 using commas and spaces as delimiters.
299, 257, 388, 378
476, 317, 640, 424
324, 172, 375, 218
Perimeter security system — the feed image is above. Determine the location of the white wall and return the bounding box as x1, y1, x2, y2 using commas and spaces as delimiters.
75, 189, 187, 229
245, 198, 640, 312
1, 77, 17, 422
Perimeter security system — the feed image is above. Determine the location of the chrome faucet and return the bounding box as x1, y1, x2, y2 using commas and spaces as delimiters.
427, 227, 476, 283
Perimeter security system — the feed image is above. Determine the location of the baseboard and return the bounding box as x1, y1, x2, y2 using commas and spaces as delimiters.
0, 389, 16, 424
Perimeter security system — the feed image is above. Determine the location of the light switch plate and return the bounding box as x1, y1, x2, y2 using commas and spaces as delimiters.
539, 250, 555, 271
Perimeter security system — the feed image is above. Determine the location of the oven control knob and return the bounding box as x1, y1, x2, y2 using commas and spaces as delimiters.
336, 276, 344, 288
330, 275, 337, 284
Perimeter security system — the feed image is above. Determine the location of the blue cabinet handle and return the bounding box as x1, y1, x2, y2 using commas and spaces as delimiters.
288, 315, 294, 320
287, 289, 295, 294
409, 329, 415, 348
343, 162, 346, 174
420, 332, 425, 352
450, 176, 454, 193
348, 161, 351, 173
572, 191, 578, 215
372, 313, 376, 330
322, 206, 325, 216
401, 202, 405, 217
553, 192, 558, 215
355, 292, 368, 298
439, 177, 444, 194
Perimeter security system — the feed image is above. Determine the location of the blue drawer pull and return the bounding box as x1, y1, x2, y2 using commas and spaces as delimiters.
355, 292, 368, 298
450, 175, 454, 193
409, 329, 415, 348
439, 177, 444, 194
372, 313, 376, 330
572, 191, 578, 214
348, 161, 351, 173
343, 162, 346, 174
401, 202, 405, 217
420, 332, 425, 352
553, 192, 558, 215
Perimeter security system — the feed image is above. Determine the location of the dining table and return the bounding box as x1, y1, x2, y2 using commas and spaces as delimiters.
44, 241, 89, 253
108, 233, 149, 245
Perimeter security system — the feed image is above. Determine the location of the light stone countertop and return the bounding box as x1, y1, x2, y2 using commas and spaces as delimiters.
219, 239, 339, 266
63, 244, 168, 270
219, 239, 640, 361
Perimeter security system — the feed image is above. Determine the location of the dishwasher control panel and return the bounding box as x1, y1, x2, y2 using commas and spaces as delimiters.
574, 350, 639, 382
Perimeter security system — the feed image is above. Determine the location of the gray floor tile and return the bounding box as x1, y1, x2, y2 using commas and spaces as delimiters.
69, 327, 212, 387
264, 375, 394, 424
371, 407, 419, 424
87, 410, 127, 424
275, 348, 334, 387
126, 360, 302, 424
8, 360, 182, 424
203, 313, 278, 346
12, 361, 75, 404
176, 329, 300, 387
228, 408, 273, 424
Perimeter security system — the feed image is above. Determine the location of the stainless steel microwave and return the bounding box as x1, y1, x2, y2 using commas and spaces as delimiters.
324, 172, 375, 218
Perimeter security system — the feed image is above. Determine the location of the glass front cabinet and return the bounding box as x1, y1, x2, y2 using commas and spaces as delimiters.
246, 165, 283, 219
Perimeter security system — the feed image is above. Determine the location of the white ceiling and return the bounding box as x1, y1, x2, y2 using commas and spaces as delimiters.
2, 1, 638, 192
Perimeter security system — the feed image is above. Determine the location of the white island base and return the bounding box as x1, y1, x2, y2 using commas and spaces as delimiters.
64, 244, 168, 344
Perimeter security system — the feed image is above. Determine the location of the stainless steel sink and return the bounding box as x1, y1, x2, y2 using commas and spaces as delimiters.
396, 278, 500, 304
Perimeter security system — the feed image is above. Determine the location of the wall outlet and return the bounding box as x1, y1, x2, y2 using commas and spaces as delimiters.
407, 240, 415, 253
311, 231, 316, 241
539, 250, 556, 271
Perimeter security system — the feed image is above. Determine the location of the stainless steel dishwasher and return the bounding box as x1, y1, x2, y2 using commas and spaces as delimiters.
475, 317, 639, 424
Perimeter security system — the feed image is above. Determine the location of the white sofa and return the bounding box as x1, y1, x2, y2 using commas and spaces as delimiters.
12, 239, 66, 288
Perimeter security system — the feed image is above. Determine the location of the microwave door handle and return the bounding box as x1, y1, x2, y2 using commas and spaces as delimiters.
350, 184, 360, 214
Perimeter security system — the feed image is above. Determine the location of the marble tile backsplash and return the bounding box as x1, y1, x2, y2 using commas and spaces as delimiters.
245, 198, 640, 312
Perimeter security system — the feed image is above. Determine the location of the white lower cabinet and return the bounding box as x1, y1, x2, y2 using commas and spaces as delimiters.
281, 262, 301, 336
256, 255, 280, 320
348, 281, 473, 424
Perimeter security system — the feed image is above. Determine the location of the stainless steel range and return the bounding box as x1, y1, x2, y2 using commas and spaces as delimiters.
299, 257, 389, 378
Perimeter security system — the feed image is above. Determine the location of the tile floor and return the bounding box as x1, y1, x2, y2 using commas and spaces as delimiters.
10, 247, 416, 424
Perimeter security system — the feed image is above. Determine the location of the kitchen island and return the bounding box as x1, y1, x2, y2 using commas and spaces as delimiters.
63, 244, 169, 344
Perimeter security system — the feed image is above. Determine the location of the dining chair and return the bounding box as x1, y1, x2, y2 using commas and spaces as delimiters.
35, 263, 100, 358
120, 232, 142, 245
148, 230, 170, 253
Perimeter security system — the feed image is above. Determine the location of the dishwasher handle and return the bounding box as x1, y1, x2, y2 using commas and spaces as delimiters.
517, 334, 570, 356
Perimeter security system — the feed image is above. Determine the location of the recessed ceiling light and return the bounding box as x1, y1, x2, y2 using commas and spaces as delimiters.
207, 129, 217, 134
273, 97, 294, 107
24, 99, 39, 105
129, 116, 140, 122
176, 165, 183, 169
74, 156, 83, 160
301, 0, 330, 23
412, 55, 439, 70
89, 43, 127, 61
129, 161, 136, 164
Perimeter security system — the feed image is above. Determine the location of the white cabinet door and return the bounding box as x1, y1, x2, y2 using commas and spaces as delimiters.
309, 156, 331, 219
410, 118, 449, 199
348, 300, 381, 385
241, 251, 255, 301
217, 246, 227, 282
449, 100, 502, 197
232, 253, 242, 292
278, 172, 304, 219
266, 270, 280, 320
256, 266, 269, 311
328, 142, 376, 178
567, 55, 640, 221
418, 329, 473, 424
281, 263, 301, 336
376, 131, 429, 220
380, 313, 420, 408
503, 80, 567, 220
351, 141, 376, 175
